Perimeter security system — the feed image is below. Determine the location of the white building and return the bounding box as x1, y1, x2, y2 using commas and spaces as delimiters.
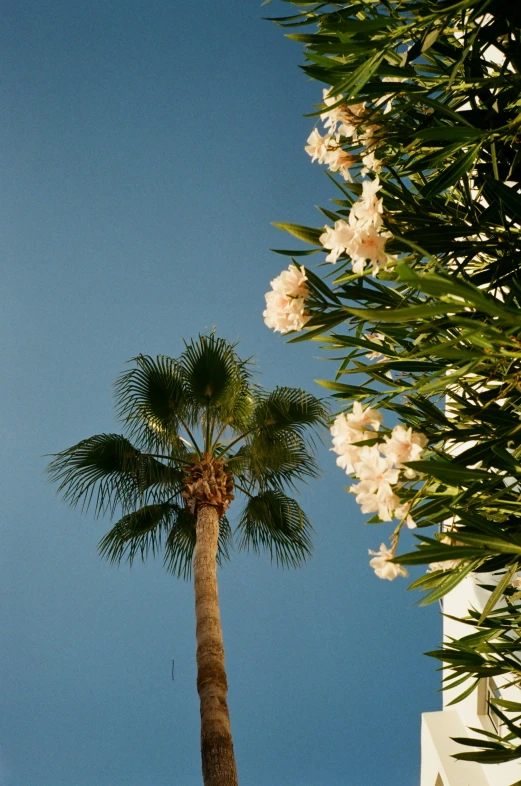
421, 573, 521, 786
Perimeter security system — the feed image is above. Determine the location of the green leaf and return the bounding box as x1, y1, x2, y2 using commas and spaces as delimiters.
419, 560, 482, 606
335, 16, 395, 34
449, 533, 521, 556
421, 26, 442, 53
451, 737, 504, 750
452, 748, 521, 764
252, 386, 328, 434
342, 304, 452, 323
478, 566, 519, 624
115, 354, 188, 446
445, 677, 480, 706
181, 334, 252, 428
484, 176, 521, 223
270, 248, 320, 257
334, 49, 387, 100
422, 143, 481, 198
404, 460, 492, 484
236, 489, 313, 569
315, 380, 379, 396
414, 127, 484, 143
47, 434, 184, 516
272, 222, 322, 245
303, 264, 341, 304
397, 547, 486, 566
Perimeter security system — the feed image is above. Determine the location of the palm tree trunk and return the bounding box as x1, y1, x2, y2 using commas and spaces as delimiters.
193, 504, 239, 786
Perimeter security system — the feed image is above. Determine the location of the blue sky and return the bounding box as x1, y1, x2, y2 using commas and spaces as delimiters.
0, 2, 439, 784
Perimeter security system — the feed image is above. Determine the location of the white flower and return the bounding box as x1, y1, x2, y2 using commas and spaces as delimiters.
428, 534, 463, 571
319, 219, 356, 264
270, 264, 308, 298
353, 480, 400, 521
263, 292, 309, 334
305, 128, 333, 164
369, 543, 408, 580
320, 90, 365, 137
428, 559, 462, 572
349, 226, 391, 276
394, 502, 417, 529
263, 265, 310, 334
330, 412, 371, 474
335, 445, 364, 475
350, 177, 384, 230
325, 145, 357, 181
357, 124, 380, 149
330, 412, 363, 446
353, 445, 400, 487
351, 444, 401, 522
510, 575, 521, 589
380, 425, 428, 478
361, 150, 382, 176
375, 76, 405, 114
365, 332, 385, 360
346, 400, 383, 432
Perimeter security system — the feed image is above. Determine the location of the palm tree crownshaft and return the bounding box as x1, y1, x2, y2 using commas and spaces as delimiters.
182, 453, 234, 518
194, 505, 238, 786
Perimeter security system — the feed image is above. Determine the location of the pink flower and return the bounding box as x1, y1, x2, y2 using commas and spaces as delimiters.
358, 124, 380, 149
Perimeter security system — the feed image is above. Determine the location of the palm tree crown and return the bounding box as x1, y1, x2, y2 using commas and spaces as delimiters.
48, 334, 327, 576
48, 335, 327, 786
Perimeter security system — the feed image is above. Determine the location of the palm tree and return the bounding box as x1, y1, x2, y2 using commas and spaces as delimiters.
48, 335, 327, 786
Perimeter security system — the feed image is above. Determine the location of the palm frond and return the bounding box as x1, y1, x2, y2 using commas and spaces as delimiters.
237, 430, 320, 491
163, 510, 233, 580
98, 502, 176, 565
252, 387, 328, 437
236, 490, 313, 568
181, 335, 253, 428
114, 355, 188, 449
47, 434, 183, 517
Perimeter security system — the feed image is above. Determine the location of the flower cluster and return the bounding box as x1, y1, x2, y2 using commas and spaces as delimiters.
303, 89, 391, 276
305, 89, 382, 180
330, 402, 427, 580
305, 128, 357, 182
263, 264, 310, 334
319, 176, 392, 276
